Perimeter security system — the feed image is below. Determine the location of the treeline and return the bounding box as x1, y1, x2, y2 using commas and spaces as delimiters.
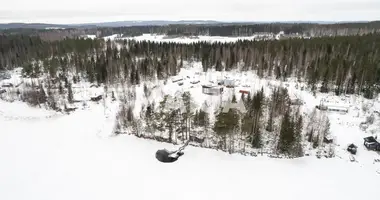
116, 85, 330, 157
2, 33, 380, 98
2, 21, 380, 40
0, 34, 104, 70
103, 21, 380, 37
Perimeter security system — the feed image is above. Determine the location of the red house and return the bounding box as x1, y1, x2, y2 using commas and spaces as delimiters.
239, 90, 250, 95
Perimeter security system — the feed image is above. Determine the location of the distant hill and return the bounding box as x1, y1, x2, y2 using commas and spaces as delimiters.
0, 20, 375, 30
0, 23, 72, 29
77, 20, 223, 27
0, 20, 223, 29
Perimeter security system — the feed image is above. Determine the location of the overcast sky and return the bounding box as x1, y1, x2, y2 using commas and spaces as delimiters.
1, 0, 379, 24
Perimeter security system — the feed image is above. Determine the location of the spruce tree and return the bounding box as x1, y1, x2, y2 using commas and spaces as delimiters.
278, 110, 294, 154
292, 114, 304, 157
67, 83, 74, 104
266, 109, 274, 132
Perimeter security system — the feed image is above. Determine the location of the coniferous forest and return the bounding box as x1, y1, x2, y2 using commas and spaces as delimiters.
1, 23, 380, 157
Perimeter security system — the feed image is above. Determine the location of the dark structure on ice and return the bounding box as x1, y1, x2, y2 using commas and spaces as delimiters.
347, 143, 358, 155
155, 141, 190, 163
155, 150, 184, 163
363, 136, 380, 151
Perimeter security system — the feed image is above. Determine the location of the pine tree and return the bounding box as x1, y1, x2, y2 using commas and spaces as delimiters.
127, 106, 134, 122
240, 92, 245, 102
58, 81, 64, 95
198, 109, 209, 128
144, 103, 154, 134
248, 89, 264, 146
231, 93, 237, 103
67, 83, 74, 104
193, 110, 199, 127
182, 92, 193, 139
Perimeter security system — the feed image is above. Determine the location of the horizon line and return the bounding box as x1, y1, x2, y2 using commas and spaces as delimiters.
1, 19, 378, 26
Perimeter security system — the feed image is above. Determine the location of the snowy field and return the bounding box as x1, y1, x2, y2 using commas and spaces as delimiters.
1, 99, 380, 200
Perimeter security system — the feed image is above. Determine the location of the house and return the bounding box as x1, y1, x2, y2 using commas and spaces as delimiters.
222, 100, 247, 114
2, 83, 13, 87
326, 105, 349, 113
190, 80, 200, 84
90, 95, 103, 102
202, 85, 223, 95
239, 90, 250, 95
363, 136, 380, 151
316, 104, 348, 113
172, 77, 183, 83
324, 135, 334, 144
224, 79, 236, 88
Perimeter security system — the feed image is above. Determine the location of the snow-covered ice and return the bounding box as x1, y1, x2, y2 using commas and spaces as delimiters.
1, 98, 380, 200
99, 34, 273, 43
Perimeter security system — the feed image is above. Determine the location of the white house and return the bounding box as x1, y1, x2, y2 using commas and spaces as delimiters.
202, 85, 224, 95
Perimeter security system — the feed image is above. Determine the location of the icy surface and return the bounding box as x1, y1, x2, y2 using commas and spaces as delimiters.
1, 99, 380, 200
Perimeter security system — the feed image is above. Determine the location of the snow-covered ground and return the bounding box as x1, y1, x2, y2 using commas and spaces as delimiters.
121, 34, 260, 43
1, 51, 380, 199
1, 98, 380, 200
94, 33, 278, 43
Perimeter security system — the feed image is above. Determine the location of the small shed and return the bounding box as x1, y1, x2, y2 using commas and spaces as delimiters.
324, 135, 334, 144
363, 136, 380, 151
347, 144, 358, 155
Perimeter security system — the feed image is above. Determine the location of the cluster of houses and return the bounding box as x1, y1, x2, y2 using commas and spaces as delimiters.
200, 78, 240, 96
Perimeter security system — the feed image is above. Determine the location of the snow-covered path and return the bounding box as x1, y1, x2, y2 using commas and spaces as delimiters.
1, 100, 379, 200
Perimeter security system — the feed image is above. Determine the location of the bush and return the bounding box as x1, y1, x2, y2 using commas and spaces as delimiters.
20, 88, 47, 106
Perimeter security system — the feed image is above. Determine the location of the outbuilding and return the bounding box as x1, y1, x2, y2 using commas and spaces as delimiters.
363, 136, 380, 151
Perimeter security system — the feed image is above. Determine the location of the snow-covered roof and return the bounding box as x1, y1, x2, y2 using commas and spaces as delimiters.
326, 105, 349, 111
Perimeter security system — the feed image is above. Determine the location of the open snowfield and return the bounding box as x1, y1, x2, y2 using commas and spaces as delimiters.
1, 97, 380, 200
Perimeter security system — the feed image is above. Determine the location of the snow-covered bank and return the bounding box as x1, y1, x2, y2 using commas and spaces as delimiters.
0, 100, 380, 200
